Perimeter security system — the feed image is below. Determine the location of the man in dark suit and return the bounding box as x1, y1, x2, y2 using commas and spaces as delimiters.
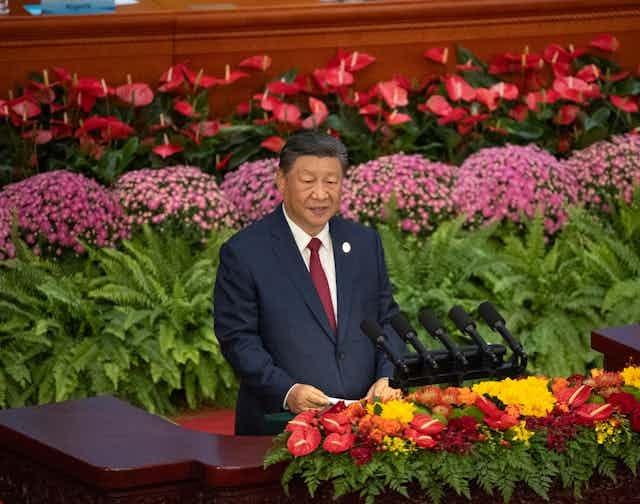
214, 131, 405, 435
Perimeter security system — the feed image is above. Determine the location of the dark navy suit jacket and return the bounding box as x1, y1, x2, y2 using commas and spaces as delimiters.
213, 205, 404, 435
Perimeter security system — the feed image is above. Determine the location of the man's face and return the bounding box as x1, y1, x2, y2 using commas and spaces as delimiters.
276, 155, 343, 236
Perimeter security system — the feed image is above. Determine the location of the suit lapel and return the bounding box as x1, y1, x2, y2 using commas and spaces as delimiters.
330, 218, 355, 345
269, 206, 336, 344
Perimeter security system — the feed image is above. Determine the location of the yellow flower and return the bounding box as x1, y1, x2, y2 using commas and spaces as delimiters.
367, 399, 416, 424
595, 418, 620, 445
472, 377, 555, 417
383, 435, 414, 454
621, 366, 640, 389
510, 421, 534, 446
590, 368, 603, 378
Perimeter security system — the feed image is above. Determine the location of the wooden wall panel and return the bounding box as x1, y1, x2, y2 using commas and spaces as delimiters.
1, 0, 639, 114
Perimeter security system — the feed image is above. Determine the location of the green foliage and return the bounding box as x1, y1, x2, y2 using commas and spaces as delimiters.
0, 226, 238, 414
266, 428, 640, 503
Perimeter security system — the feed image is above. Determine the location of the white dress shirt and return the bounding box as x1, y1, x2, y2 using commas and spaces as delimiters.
281, 203, 338, 409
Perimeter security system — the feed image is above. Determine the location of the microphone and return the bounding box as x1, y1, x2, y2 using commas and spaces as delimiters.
418, 308, 468, 366
360, 320, 409, 375
390, 313, 438, 369
478, 301, 527, 362
448, 305, 499, 365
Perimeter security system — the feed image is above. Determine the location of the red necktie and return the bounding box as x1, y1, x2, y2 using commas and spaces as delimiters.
307, 237, 337, 332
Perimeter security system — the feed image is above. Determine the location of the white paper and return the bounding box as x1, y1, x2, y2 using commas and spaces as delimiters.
326, 396, 359, 406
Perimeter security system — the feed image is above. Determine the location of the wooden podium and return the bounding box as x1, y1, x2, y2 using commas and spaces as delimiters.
2, 390, 640, 502
592, 324, 640, 371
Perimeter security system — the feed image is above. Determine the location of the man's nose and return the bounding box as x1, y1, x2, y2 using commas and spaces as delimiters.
311, 182, 330, 199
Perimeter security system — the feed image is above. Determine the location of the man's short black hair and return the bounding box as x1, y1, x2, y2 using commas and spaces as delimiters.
279, 131, 349, 174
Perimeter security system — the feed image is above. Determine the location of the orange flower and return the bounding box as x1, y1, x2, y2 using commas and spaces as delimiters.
457, 387, 478, 406
411, 385, 442, 407
441, 387, 460, 405
505, 404, 522, 418
551, 377, 569, 395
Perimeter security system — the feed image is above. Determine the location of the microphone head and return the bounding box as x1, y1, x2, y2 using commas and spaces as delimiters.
478, 301, 505, 327
418, 308, 443, 335
360, 320, 384, 341
390, 312, 415, 339
448, 305, 475, 331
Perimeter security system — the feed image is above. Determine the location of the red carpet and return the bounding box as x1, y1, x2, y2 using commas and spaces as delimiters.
173, 408, 235, 435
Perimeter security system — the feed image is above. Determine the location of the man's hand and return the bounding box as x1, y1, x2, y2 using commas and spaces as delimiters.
365, 377, 402, 402
286, 384, 330, 413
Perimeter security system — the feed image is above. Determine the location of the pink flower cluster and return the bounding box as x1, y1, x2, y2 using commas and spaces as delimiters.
564, 134, 640, 212
452, 145, 578, 234
115, 166, 239, 238
340, 154, 458, 233
0, 170, 129, 257
220, 158, 282, 226
0, 207, 15, 260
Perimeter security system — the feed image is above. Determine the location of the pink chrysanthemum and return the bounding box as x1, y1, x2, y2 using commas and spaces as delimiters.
564, 134, 640, 212
340, 154, 458, 234
220, 158, 282, 225
0, 207, 15, 260
452, 145, 578, 234
116, 165, 239, 238
0, 170, 129, 258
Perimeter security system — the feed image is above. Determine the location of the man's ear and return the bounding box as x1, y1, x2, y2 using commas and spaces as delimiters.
275, 169, 286, 193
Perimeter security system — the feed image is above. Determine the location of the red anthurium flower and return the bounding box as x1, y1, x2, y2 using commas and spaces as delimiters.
437, 107, 468, 125
351, 446, 373, 465
475, 88, 499, 111
359, 104, 383, 116
75, 77, 108, 98
273, 102, 301, 124
52, 66, 72, 83
386, 110, 412, 125
543, 44, 572, 65
444, 75, 476, 102
239, 54, 272, 72
50, 118, 72, 139
490, 82, 519, 100
484, 413, 519, 431
287, 426, 322, 456
236, 101, 251, 116
555, 104, 581, 125
575, 403, 614, 422
457, 61, 482, 72
554, 384, 592, 408
336, 50, 376, 72
0, 100, 9, 117
489, 52, 544, 74
554, 76, 596, 102
153, 135, 183, 159
214, 66, 249, 86
607, 392, 640, 415
286, 411, 318, 433
102, 117, 134, 141
551, 62, 572, 79
302, 97, 329, 129
25, 81, 56, 105
181, 67, 218, 88
606, 71, 630, 82
174, 100, 196, 117
159, 64, 186, 92
404, 428, 437, 448
474, 396, 504, 418
21, 129, 52, 145
525, 89, 559, 111
508, 104, 528, 122
254, 93, 283, 112
363, 116, 378, 132
115, 83, 154, 107
267, 80, 303, 95
322, 432, 355, 453
422, 95, 453, 116
424, 47, 449, 65
410, 414, 445, 435
10, 97, 41, 120
216, 153, 232, 171
567, 44, 588, 58
576, 64, 601, 83
313, 67, 354, 89
189, 120, 220, 138
590, 33, 620, 52
320, 412, 351, 434
260, 135, 286, 153
610, 95, 639, 112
